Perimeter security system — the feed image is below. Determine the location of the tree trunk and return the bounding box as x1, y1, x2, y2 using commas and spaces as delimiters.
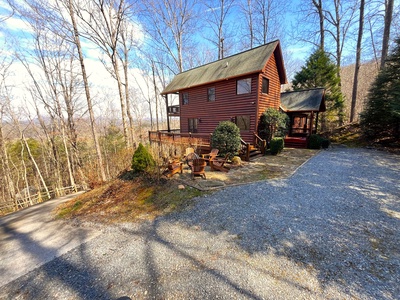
67, 0, 107, 182
152, 61, 159, 131
380, 0, 394, 69
112, 56, 130, 147
121, 29, 135, 147
350, 0, 365, 123
312, 0, 325, 50
22, 133, 51, 200
0, 123, 16, 202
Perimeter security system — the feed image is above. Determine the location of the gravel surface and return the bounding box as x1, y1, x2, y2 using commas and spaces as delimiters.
0, 147, 399, 300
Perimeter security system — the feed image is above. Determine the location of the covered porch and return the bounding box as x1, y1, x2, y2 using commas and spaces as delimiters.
280, 88, 326, 148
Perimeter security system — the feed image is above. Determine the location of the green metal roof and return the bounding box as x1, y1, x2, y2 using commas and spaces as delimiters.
161, 40, 286, 95
280, 88, 326, 112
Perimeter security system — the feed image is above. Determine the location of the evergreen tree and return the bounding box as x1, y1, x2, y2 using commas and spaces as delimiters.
292, 49, 344, 131
360, 37, 400, 141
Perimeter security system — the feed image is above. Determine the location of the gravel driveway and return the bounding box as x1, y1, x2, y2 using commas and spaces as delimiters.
0, 147, 399, 300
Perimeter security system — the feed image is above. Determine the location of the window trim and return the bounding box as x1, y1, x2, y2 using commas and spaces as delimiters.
188, 118, 198, 133
237, 78, 252, 95
262, 77, 269, 94
182, 92, 189, 105
207, 87, 216, 102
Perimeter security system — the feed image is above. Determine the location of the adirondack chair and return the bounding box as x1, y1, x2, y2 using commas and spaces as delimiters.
185, 149, 199, 167
191, 158, 207, 179
210, 153, 230, 172
201, 149, 219, 161
163, 160, 183, 178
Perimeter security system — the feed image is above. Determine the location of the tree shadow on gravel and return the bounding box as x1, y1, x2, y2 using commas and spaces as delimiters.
168, 148, 400, 299
0, 221, 113, 300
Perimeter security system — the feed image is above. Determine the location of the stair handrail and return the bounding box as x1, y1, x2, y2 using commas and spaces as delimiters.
253, 132, 267, 155
240, 138, 250, 161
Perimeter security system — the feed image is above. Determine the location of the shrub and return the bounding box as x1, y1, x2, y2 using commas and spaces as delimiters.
211, 121, 241, 157
270, 137, 284, 155
131, 143, 156, 174
308, 134, 323, 149
258, 108, 289, 142
321, 137, 331, 149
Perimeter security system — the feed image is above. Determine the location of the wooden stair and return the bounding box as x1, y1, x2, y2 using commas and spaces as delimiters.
284, 137, 308, 148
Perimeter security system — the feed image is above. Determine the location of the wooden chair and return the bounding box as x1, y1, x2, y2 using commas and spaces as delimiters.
185, 152, 199, 167
163, 160, 183, 178
201, 149, 219, 161
210, 154, 230, 172
191, 158, 207, 179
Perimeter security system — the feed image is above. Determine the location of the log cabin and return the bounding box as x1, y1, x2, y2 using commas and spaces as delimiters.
151, 40, 326, 158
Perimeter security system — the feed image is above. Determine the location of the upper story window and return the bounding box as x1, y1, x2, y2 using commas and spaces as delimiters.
237, 78, 252, 94
208, 87, 216, 101
182, 92, 189, 105
262, 77, 269, 94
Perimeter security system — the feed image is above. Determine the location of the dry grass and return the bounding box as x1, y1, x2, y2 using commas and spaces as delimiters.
55, 175, 205, 224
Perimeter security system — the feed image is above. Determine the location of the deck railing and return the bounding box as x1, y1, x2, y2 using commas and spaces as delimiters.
149, 130, 265, 161
149, 130, 211, 148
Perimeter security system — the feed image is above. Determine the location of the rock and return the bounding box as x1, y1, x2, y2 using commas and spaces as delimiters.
178, 184, 185, 190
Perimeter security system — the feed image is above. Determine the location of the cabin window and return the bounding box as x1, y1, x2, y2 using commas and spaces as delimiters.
208, 87, 216, 101
237, 78, 251, 94
262, 77, 269, 94
188, 118, 198, 133
235, 115, 250, 131
182, 93, 189, 105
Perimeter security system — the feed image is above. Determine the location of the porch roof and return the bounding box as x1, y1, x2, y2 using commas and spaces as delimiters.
161, 40, 287, 95
280, 88, 326, 112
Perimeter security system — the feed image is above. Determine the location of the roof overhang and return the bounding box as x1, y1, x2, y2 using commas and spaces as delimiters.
161, 40, 287, 95
280, 88, 326, 113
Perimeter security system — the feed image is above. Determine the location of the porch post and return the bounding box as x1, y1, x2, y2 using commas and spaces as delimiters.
315, 112, 319, 134
165, 94, 171, 132
309, 112, 314, 135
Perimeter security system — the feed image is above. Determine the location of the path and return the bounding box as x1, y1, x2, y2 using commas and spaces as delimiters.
0, 192, 102, 287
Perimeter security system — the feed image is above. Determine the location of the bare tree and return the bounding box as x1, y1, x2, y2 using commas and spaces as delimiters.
381, 0, 394, 69
65, 0, 107, 181
0, 58, 16, 203
74, 0, 137, 148
202, 0, 235, 59
313, 0, 325, 50
350, 0, 365, 123
140, 0, 199, 73
324, 0, 357, 74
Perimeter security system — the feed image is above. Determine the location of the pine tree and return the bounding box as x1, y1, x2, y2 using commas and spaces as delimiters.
292, 49, 344, 131
360, 37, 400, 142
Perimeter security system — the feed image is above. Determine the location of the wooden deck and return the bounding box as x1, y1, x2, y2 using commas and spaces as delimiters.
148, 131, 266, 161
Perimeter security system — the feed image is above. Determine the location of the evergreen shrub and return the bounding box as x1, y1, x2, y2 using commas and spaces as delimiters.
270, 137, 284, 155
321, 137, 331, 149
211, 121, 241, 158
131, 143, 156, 174
308, 134, 323, 149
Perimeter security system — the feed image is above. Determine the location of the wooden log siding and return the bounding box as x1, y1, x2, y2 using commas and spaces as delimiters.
258, 52, 282, 117
179, 74, 259, 143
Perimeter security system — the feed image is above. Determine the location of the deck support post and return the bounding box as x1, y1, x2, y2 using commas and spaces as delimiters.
165, 94, 170, 132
